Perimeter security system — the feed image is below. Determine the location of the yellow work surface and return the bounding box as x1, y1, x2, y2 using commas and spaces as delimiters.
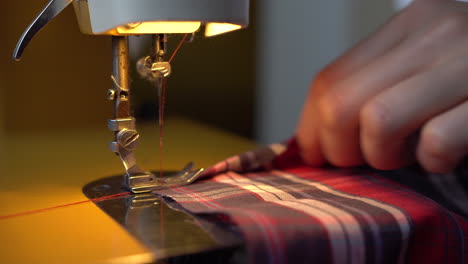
0, 117, 255, 264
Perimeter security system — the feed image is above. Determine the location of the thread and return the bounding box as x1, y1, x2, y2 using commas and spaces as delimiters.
158, 33, 187, 179
157, 33, 187, 249
159, 78, 167, 179
0, 192, 131, 220
169, 33, 189, 63
110, 75, 123, 90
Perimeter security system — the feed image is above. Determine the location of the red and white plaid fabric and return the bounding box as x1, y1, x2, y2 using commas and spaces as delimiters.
154, 139, 468, 264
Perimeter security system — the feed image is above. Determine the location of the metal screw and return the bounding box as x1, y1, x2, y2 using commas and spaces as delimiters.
117, 129, 140, 150
157, 49, 165, 57
107, 89, 116, 101
150, 62, 171, 78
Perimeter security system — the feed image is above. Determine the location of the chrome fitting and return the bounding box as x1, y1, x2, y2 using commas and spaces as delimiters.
116, 129, 140, 150
108, 118, 136, 131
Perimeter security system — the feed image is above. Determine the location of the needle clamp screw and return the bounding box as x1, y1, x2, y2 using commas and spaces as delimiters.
117, 129, 140, 150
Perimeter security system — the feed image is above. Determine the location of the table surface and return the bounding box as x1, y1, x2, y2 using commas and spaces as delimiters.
0, 117, 256, 264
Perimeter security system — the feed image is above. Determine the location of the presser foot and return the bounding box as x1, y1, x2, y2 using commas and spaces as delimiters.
125, 162, 205, 193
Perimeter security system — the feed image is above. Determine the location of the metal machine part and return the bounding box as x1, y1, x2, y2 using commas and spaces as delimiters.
13, 0, 249, 193
82, 175, 244, 263
108, 35, 204, 193
15, 22, 204, 193
13, 0, 74, 60
141, 34, 172, 79
13, 0, 249, 60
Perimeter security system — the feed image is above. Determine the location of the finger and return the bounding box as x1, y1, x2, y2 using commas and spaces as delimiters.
297, 0, 456, 167
417, 100, 468, 173
297, 79, 327, 166
297, 12, 409, 167
296, 115, 326, 166
296, 4, 414, 166
360, 51, 468, 170
318, 10, 468, 167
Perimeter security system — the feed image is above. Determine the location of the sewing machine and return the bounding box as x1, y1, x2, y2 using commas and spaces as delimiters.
1, 1, 252, 262
13, 0, 249, 193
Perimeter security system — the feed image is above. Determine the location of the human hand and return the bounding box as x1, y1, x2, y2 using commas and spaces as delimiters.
297, 0, 468, 173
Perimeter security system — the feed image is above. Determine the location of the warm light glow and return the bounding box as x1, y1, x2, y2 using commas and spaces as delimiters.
116, 21, 201, 34
205, 23, 242, 37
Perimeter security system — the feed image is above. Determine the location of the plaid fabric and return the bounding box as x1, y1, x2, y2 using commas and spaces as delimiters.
154, 139, 468, 264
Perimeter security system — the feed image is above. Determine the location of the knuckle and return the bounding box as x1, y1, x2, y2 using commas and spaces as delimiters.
317, 89, 353, 130
314, 69, 356, 131
360, 99, 394, 142
313, 68, 337, 94
420, 123, 453, 162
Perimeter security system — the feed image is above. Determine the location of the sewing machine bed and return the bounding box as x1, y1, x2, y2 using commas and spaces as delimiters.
0, 117, 255, 264
82, 173, 245, 263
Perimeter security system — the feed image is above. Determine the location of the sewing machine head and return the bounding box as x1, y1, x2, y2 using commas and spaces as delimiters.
13, 0, 249, 60
13, 0, 249, 193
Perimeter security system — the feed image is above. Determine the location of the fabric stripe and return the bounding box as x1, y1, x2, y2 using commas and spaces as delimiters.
172, 186, 223, 209
253, 175, 383, 264
216, 172, 367, 264
275, 200, 349, 264
167, 186, 249, 202
272, 170, 411, 264
171, 185, 283, 264
359, 172, 466, 264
